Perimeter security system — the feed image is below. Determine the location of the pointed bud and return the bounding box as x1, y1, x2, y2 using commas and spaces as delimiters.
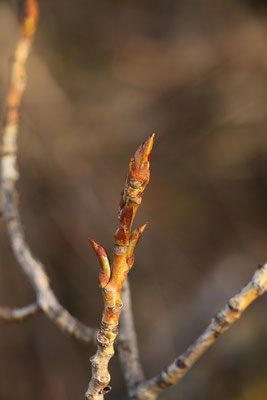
89, 239, 111, 288
129, 134, 154, 183
127, 222, 148, 267
134, 133, 155, 169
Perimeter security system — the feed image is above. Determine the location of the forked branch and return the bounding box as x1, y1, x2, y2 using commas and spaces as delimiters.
86, 134, 154, 399
133, 263, 267, 400
1, 3, 267, 400
0, 0, 96, 343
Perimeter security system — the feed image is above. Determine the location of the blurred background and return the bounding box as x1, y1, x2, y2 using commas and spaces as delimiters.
0, 0, 267, 399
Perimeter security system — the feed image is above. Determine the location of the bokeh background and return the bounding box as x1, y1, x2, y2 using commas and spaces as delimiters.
0, 0, 267, 399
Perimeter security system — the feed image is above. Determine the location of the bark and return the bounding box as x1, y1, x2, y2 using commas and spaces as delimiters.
133, 263, 267, 400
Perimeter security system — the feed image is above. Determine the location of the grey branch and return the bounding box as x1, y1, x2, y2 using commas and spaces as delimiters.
118, 277, 145, 395
133, 263, 267, 400
2, 201, 97, 342
0, 0, 96, 344
0, 302, 40, 322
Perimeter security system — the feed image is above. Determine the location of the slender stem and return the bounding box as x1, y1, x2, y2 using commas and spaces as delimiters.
1, 0, 96, 344
133, 263, 267, 400
0, 302, 40, 322
118, 277, 145, 395
86, 134, 154, 399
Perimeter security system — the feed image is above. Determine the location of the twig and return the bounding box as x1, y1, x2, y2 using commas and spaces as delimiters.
1, 0, 96, 344
118, 277, 145, 395
133, 263, 267, 400
0, 302, 40, 322
86, 134, 154, 399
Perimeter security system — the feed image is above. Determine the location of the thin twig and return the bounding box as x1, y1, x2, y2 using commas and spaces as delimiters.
0, 302, 40, 322
86, 134, 154, 399
118, 277, 145, 396
1, 0, 96, 344
133, 263, 267, 400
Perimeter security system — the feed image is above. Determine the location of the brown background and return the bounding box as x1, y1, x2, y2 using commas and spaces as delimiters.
0, 0, 267, 399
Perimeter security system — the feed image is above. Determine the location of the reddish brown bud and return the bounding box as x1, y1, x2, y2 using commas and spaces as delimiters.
119, 204, 133, 228
127, 222, 148, 263
89, 239, 107, 257
89, 239, 111, 288
133, 133, 155, 169
128, 134, 154, 185
131, 222, 148, 241
129, 160, 149, 183
114, 227, 130, 246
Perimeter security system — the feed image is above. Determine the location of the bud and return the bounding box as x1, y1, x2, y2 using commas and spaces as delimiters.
127, 222, 148, 267
89, 239, 111, 288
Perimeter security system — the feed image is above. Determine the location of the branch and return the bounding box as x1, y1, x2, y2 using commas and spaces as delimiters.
0, 302, 40, 322
86, 134, 154, 399
118, 277, 145, 395
133, 263, 267, 400
1, 0, 96, 344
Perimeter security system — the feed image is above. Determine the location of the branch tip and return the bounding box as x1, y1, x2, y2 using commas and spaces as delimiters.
22, 0, 39, 38
133, 133, 155, 170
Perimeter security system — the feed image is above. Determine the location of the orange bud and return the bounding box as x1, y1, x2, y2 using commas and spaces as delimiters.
127, 222, 148, 266
133, 133, 155, 170
89, 239, 111, 288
